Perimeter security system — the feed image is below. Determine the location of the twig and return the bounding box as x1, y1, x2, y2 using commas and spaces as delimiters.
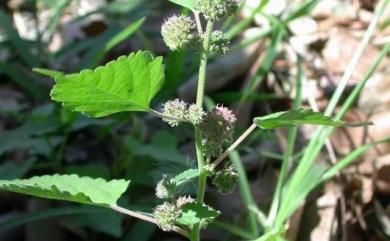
212, 123, 257, 169
194, 12, 203, 34
111, 205, 188, 237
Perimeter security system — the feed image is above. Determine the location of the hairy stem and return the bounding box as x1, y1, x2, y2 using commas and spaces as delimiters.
192, 20, 214, 241
111, 205, 188, 237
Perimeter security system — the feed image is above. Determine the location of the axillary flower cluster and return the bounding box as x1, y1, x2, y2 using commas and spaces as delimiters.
161, 0, 239, 53
154, 0, 240, 233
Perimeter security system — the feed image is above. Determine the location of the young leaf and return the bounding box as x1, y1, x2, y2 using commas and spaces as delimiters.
169, 0, 197, 12
177, 203, 220, 226
171, 169, 199, 186
253, 109, 344, 130
0, 174, 130, 207
34, 51, 165, 118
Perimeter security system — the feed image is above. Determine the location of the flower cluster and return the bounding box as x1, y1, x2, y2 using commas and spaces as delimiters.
154, 175, 198, 231
162, 99, 205, 127
161, 15, 197, 51
196, 0, 240, 21
199, 105, 237, 158
212, 164, 238, 194
209, 31, 230, 55
161, 1, 238, 53
154, 202, 180, 231
156, 175, 177, 199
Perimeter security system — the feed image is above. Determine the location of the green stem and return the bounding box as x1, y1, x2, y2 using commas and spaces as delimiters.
192, 20, 214, 241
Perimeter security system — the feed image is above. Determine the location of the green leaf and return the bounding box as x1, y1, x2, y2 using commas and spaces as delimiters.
35, 51, 165, 118
169, 0, 197, 12
171, 169, 199, 186
177, 203, 220, 226
0, 174, 130, 207
253, 109, 344, 130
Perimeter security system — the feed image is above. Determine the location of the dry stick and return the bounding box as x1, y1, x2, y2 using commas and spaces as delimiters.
212, 123, 257, 169
111, 205, 188, 237
194, 12, 203, 34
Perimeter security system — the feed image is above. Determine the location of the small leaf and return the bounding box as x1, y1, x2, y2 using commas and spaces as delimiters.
254, 109, 344, 130
0, 174, 130, 207
177, 203, 220, 226
169, 0, 197, 12
171, 169, 199, 186
35, 51, 165, 118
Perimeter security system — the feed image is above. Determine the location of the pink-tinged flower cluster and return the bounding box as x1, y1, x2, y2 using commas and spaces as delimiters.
199, 105, 237, 158
214, 105, 237, 126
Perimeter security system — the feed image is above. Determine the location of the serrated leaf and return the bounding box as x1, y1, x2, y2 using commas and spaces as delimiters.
169, 0, 197, 12
0, 174, 130, 207
253, 109, 344, 130
171, 169, 199, 186
34, 51, 165, 118
177, 203, 220, 226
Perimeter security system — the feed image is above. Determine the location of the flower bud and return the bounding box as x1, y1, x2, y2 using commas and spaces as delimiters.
154, 202, 180, 231
156, 175, 176, 199
209, 31, 230, 55
197, 0, 240, 21
161, 15, 197, 51
212, 165, 238, 194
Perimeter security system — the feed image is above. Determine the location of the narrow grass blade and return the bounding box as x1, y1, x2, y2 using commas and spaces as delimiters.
267, 57, 303, 223
275, 0, 389, 227
92, 17, 146, 66
321, 137, 390, 183
285, 0, 320, 22
227, 0, 270, 39
0, 9, 38, 67
231, 151, 260, 237
239, 26, 285, 105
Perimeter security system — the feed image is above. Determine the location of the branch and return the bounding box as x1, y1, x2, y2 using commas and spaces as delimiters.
212, 123, 257, 169
111, 205, 189, 237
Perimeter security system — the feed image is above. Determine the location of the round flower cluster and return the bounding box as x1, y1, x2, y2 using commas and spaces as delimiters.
196, 0, 240, 21
212, 164, 238, 194
154, 202, 180, 231
161, 15, 197, 51
153, 193, 196, 231
199, 105, 237, 158
162, 99, 205, 127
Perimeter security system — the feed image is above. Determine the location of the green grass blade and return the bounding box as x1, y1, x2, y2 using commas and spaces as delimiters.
230, 151, 260, 237
0, 9, 38, 67
267, 57, 303, 224
212, 220, 255, 240
285, 0, 320, 22
275, 0, 389, 227
239, 26, 285, 105
325, 0, 390, 116
321, 137, 390, 183
92, 17, 146, 66
226, 0, 270, 40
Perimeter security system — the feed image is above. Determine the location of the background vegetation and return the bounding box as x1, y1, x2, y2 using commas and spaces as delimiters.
0, 0, 389, 241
